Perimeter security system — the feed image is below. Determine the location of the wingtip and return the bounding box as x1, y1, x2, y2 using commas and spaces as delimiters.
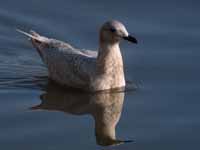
16, 28, 23, 33
16, 28, 28, 35
16, 28, 39, 41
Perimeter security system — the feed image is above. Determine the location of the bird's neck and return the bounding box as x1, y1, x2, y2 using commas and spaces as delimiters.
92, 42, 126, 90
97, 42, 124, 74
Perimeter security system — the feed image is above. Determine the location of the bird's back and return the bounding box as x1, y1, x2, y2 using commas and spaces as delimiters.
31, 35, 97, 89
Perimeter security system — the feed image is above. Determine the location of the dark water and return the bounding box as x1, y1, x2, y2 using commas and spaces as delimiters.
0, 0, 200, 149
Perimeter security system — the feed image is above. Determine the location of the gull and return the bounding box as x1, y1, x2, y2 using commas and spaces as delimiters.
17, 20, 137, 92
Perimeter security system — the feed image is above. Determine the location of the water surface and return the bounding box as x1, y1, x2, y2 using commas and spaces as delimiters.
0, 0, 200, 149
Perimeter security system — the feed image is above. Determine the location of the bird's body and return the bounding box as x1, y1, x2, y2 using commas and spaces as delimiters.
35, 36, 97, 90
17, 20, 137, 92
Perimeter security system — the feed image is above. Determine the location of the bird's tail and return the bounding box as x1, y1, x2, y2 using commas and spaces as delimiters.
17, 29, 50, 62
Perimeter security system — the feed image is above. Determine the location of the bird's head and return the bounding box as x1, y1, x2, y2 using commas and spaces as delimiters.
100, 20, 138, 44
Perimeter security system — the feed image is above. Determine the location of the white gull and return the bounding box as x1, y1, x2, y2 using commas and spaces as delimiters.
17, 20, 137, 92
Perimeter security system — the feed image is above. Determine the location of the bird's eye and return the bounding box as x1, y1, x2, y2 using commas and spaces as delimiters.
110, 28, 116, 33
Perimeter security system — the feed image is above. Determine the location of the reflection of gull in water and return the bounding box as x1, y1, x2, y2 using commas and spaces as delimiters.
17, 20, 137, 92
31, 83, 133, 146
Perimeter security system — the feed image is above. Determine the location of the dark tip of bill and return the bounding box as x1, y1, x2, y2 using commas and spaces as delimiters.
123, 35, 138, 44
123, 139, 135, 143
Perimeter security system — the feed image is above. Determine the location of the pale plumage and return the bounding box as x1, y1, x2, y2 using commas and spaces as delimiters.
17, 20, 137, 91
